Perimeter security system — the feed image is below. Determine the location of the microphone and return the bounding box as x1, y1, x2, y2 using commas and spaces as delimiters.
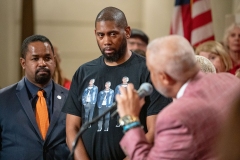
136, 82, 153, 98
111, 82, 153, 117
67, 82, 153, 160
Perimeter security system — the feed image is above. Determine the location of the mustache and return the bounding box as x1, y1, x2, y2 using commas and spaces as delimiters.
103, 47, 115, 52
36, 67, 50, 74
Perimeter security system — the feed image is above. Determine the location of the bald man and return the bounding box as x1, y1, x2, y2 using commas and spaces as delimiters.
116, 35, 240, 160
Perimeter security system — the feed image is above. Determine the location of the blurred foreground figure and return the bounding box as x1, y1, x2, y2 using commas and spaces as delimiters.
217, 90, 240, 160
116, 35, 240, 160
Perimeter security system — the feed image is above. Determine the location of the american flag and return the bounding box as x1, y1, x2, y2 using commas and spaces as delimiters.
170, 0, 215, 47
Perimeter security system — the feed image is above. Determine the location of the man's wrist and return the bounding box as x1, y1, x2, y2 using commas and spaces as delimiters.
122, 121, 142, 133
119, 115, 142, 133
119, 115, 139, 126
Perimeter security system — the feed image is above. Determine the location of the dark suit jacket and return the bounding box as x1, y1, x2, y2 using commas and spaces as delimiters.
0, 78, 70, 160
120, 71, 240, 160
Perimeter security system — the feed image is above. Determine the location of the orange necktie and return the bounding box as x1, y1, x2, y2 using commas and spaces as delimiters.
36, 90, 49, 140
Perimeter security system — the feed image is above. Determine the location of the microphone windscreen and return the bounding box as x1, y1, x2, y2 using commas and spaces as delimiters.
137, 83, 153, 98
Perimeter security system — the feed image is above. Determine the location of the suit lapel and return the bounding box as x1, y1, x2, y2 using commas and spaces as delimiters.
16, 79, 43, 139
46, 83, 65, 138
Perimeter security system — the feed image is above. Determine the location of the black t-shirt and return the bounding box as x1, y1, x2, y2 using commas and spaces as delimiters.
62, 52, 172, 160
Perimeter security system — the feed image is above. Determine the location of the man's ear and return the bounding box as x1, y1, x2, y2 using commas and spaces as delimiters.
125, 26, 131, 39
20, 58, 26, 70
160, 72, 176, 85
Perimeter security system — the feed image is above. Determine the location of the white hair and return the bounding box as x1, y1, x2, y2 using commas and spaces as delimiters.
223, 23, 240, 50
147, 35, 197, 81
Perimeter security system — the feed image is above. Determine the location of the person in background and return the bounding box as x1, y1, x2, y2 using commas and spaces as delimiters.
0, 35, 69, 159
116, 35, 240, 160
223, 23, 240, 74
53, 46, 71, 89
195, 40, 232, 73
195, 55, 216, 73
127, 28, 149, 56
62, 6, 172, 160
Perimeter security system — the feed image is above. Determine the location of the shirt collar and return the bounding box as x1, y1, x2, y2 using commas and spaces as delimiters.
24, 77, 53, 98
176, 79, 190, 99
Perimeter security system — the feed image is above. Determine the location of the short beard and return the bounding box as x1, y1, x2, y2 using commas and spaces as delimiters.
35, 68, 51, 85
100, 38, 127, 62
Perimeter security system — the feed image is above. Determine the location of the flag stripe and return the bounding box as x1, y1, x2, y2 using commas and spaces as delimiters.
191, 22, 214, 46
181, 4, 192, 40
170, 0, 215, 47
175, 0, 190, 6
193, 0, 203, 3
192, 0, 211, 18
193, 35, 215, 47
170, 6, 184, 36
192, 10, 212, 30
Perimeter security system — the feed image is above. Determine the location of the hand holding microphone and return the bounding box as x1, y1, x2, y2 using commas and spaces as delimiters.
115, 83, 153, 118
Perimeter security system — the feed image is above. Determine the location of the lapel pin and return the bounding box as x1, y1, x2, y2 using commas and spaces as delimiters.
57, 95, 61, 99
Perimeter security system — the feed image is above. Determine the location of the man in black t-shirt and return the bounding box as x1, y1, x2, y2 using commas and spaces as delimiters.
62, 6, 172, 160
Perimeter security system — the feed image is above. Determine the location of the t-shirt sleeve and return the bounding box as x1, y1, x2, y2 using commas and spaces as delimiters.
146, 85, 173, 116
145, 75, 173, 116
62, 71, 82, 117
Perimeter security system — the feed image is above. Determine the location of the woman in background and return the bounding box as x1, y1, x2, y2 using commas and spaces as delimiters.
53, 46, 71, 89
195, 40, 232, 73
223, 23, 240, 74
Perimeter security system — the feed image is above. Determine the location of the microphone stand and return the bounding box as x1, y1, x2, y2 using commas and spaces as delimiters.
67, 103, 117, 160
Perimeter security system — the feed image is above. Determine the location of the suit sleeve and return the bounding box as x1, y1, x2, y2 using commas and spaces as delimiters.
120, 118, 194, 160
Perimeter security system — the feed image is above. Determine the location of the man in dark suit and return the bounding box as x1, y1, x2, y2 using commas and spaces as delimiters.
116, 35, 240, 159
0, 35, 70, 159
